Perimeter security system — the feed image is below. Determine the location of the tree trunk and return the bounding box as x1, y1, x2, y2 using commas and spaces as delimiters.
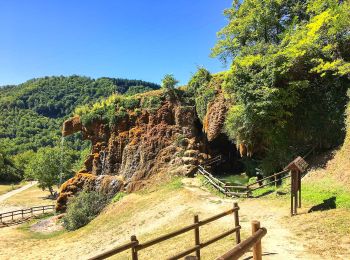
48, 186, 54, 196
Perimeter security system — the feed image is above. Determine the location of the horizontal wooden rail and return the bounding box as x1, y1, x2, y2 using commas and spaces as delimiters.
202, 155, 223, 166
89, 204, 241, 260
248, 174, 290, 192
0, 205, 55, 224
199, 160, 293, 198
217, 221, 267, 260
168, 226, 241, 260
88, 241, 138, 259
246, 170, 289, 188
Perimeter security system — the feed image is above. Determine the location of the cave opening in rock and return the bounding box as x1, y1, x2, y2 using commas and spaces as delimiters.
205, 133, 244, 176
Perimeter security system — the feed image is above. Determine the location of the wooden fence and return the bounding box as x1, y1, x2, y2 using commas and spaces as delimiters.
89, 203, 242, 260
0, 205, 55, 224
198, 164, 291, 198
217, 221, 267, 260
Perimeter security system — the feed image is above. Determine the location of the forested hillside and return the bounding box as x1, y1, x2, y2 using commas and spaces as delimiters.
0, 76, 159, 155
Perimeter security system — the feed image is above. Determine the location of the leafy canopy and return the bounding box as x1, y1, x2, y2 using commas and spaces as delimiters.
161, 74, 179, 90
212, 0, 350, 173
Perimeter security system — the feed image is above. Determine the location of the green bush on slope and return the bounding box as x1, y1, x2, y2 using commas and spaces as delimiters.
63, 190, 109, 231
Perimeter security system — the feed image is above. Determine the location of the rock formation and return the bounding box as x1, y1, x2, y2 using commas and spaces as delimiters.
62, 116, 82, 137
57, 95, 211, 211
203, 93, 227, 142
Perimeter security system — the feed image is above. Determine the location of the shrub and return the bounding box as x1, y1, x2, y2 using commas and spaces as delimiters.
111, 192, 126, 203
134, 108, 142, 116
195, 87, 216, 122
125, 85, 153, 96
119, 97, 140, 110
141, 95, 162, 111
188, 67, 212, 94
161, 74, 178, 90
62, 190, 109, 231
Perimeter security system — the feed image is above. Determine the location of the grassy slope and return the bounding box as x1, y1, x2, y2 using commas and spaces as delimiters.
0, 179, 241, 260
1, 176, 349, 259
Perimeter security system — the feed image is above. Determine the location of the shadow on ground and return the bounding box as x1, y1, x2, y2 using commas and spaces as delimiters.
308, 196, 336, 213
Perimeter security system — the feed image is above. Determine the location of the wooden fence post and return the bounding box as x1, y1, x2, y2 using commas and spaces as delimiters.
21, 209, 24, 219
194, 215, 201, 259
233, 202, 241, 244
252, 221, 262, 260
131, 235, 139, 260
298, 171, 301, 208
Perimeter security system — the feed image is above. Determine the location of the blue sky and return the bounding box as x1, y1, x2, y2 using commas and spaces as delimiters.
0, 0, 231, 86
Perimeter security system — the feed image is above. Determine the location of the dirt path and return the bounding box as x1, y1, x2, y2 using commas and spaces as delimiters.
0, 178, 331, 259
0, 182, 37, 206
183, 178, 323, 260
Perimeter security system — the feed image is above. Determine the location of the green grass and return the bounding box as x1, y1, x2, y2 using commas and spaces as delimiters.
197, 175, 227, 198
18, 213, 66, 240
163, 176, 183, 191
302, 177, 350, 209
111, 192, 126, 203
0, 182, 27, 195
217, 174, 249, 186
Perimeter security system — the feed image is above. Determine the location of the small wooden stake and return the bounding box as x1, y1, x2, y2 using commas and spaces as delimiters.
252, 221, 262, 260
298, 171, 301, 208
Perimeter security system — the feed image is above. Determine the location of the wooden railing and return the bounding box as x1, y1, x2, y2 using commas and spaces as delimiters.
217, 221, 267, 260
198, 164, 291, 198
202, 155, 223, 166
198, 166, 250, 197
89, 203, 242, 260
0, 205, 55, 224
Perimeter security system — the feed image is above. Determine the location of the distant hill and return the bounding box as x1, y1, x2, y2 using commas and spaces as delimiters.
0, 75, 160, 154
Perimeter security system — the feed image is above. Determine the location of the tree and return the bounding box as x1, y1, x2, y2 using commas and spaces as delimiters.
188, 67, 212, 94
26, 147, 75, 196
0, 147, 22, 182
212, 0, 350, 174
161, 74, 178, 90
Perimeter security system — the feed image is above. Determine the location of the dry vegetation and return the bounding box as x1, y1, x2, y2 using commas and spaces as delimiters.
0, 182, 27, 195
1, 174, 350, 259
0, 178, 246, 260
0, 184, 54, 211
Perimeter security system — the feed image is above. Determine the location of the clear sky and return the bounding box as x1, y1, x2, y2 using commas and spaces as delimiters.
0, 0, 231, 86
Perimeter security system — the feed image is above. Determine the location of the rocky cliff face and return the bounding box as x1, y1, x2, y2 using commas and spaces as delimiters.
57, 96, 211, 211
203, 93, 227, 142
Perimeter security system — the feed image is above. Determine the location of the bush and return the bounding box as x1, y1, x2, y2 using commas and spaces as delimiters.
195, 87, 216, 122
119, 97, 140, 110
141, 95, 162, 111
111, 192, 126, 203
161, 74, 178, 90
63, 190, 109, 231
188, 67, 212, 94
125, 85, 153, 96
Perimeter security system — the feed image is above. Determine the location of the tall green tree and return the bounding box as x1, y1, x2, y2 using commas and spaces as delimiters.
26, 147, 75, 196
212, 0, 350, 173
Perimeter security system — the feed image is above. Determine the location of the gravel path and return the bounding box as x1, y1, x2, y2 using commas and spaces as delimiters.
0, 182, 38, 204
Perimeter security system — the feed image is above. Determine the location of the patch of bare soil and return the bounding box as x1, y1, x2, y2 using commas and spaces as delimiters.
30, 214, 64, 233
184, 178, 324, 260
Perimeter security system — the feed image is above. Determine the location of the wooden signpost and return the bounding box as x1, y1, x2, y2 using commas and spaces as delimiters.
285, 156, 308, 216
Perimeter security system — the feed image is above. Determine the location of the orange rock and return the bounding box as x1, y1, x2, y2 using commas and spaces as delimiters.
62, 116, 82, 137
